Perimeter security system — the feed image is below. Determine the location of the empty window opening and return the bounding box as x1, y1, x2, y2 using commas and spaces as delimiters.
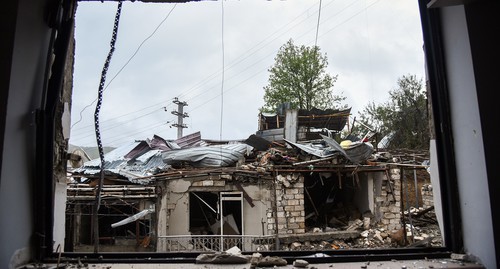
57, 0, 444, 256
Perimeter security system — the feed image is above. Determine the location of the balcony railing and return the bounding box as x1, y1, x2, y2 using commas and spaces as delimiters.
157, 235, 276, 252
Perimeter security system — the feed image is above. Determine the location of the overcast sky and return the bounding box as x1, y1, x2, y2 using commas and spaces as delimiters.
69, 0, 426, 147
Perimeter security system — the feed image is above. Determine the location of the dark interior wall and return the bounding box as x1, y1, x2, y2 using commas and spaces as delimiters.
0, 0, 52, 267
464, 1, 500, 265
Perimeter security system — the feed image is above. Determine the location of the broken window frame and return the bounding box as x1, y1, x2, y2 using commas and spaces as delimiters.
35, 0, 463, 263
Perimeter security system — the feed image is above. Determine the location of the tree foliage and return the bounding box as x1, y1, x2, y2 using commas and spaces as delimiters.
356, 74, 429, 149
262, 39, 345, 112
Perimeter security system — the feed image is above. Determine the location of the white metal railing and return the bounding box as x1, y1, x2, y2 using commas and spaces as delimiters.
157, 235, 276, 252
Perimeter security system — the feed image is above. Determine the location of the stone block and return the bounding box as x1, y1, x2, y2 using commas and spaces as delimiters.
294, 182, 304, 188
202, 180, 214, 186
213, 180, 225, 186
294, 228, 306, 234
191, 181, 203, 187
384, 213, 396, 219
390, 218, 400, 224
285, 188, 299, 195
291, 211, 301, 217
390, 207, 400, 213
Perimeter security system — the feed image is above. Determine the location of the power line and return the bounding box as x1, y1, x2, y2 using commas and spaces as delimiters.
71, 3, 178, 129
72, 1, 381, 145
315, 0, 323, 47
219, 0, 225, 142
73, 1, 320, 135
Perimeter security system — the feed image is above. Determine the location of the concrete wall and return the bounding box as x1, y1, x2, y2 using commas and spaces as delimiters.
439, 5, 496, 267
0, 0, 52, 267
157, 177, 271, 251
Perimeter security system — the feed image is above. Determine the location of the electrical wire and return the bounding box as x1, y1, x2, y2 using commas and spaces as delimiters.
73, 1, 321, 139
71, 3, 178, 129
72, 1, 382, 146
219, 0, 225, 143
315, 0, 323, 47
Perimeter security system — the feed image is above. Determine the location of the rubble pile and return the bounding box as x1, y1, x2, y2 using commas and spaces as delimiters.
280, 204, 442, 250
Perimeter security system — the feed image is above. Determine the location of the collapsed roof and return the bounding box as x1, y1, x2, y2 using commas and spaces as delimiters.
71, 132, 252, 184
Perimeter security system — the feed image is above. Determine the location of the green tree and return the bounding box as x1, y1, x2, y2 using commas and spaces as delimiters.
262, 39, 345, 112
356, 74, 429, 149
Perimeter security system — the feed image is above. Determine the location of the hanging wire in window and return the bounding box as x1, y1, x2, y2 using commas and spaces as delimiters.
93, 1, 122, 254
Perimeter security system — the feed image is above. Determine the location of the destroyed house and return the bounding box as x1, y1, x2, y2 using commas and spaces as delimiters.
66, 123, 439, 252
3, 1, 498, 267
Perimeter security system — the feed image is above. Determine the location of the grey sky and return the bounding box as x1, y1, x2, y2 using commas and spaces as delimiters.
69, 0, 425, 147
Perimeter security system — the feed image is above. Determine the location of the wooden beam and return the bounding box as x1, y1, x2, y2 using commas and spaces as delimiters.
235, 182, 255, 207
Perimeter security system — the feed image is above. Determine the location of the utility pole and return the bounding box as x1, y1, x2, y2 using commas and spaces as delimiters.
171, 97, 188, 139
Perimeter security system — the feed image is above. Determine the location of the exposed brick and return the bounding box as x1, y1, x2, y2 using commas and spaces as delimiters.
384, 213, 396, 219
291, 211, 301, 217
191, 181, 203, 187
390, 219, 400, 224
202, 180, 214, 186
277, 217, 287, 223
390, 207, 400, 213
379, 206, 389, 213
285, 189, 299, 195
294, 182, 304, 188
213, 180, 225, 186
294, 194, 304, 199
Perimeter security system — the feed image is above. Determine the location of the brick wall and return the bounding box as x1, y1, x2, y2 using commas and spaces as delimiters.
421, 184, 434, 209
377, 168, 402, 232
267, 173, 306, 235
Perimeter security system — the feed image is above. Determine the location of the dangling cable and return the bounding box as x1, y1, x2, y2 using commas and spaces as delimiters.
314, 0, 323, 47
219, 0, 225, 165
93, 1, 123, 253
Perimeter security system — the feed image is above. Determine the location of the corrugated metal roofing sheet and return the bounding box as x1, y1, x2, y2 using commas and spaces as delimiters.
72, 134, 252, 183
161, 143, 250, 167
